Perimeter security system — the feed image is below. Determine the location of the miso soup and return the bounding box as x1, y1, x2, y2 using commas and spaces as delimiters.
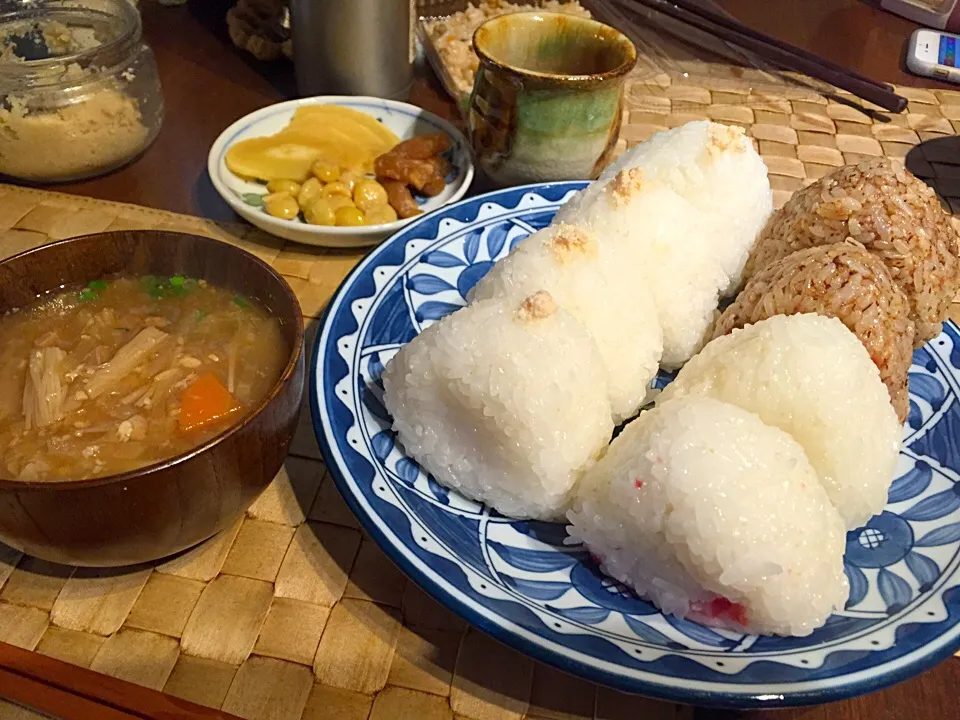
0, 274, 287, 481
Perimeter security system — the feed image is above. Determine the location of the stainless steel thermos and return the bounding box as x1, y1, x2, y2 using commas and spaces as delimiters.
289, 0, 416, 99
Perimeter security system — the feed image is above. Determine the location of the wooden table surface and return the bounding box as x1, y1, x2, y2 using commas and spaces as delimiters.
50, 0, 956, 217
5, 1, 960, 719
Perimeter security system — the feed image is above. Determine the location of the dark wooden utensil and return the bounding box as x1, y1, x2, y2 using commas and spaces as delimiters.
0, 640, 241, 718
607, 0, 909, 113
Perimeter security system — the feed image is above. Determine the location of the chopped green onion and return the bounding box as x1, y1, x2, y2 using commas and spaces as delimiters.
87, 279, 108, 292
233, 295, 251, 309
79, 288, 96, 302
139, 274, 200, 301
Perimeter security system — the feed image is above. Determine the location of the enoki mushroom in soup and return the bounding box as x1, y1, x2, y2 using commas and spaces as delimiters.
0, 274, 286, 481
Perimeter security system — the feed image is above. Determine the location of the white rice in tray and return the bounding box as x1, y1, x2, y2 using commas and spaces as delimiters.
469, 223, 663, 422
553, 167, 725, 368
599, 121, 773, 296
711, 241, 916, 422
382, 291, 613, 521
421, 0, 592, 100
660, 314, 901, 529
568, 396, 849, 637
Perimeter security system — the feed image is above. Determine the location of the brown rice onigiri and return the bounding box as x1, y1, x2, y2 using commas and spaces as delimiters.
711, 241, 915, 421
743, 158, 960, 344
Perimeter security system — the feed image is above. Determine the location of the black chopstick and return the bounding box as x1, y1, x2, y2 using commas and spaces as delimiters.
613, 0, 908, 113
631, 0, 895, 92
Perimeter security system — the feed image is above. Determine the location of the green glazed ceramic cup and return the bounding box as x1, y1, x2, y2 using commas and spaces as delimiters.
469, 12, 637, 187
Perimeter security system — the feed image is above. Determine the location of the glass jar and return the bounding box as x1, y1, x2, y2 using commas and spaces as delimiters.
0, 0, 164, 182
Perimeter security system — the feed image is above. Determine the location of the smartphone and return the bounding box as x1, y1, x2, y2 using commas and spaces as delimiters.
908, 28, 960, 82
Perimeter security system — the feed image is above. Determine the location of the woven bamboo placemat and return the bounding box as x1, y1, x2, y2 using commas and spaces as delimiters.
1, 71, 960, 720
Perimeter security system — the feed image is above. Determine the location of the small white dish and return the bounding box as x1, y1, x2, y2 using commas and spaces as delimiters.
208, 96, 474, 249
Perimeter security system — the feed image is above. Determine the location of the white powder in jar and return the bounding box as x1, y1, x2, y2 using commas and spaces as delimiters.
0, 84, 149, 181
0, 22, 150, 181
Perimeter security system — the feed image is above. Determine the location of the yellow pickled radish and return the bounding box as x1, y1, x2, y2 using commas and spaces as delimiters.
225, 134, 322, 182
335, 206, 366, 226
287, 106, 401, 151
266, 179, 301, 195
263, 192, 300, 220
364, 203, 398, 225
322, 181, 352, 198
311, 161, 340, 183
298, 177, 324, 208
353, 179, 388, 212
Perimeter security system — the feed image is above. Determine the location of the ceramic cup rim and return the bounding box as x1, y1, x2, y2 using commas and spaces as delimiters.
472, 11, 638, 86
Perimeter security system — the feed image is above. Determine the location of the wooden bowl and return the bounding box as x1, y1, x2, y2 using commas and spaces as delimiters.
0, 230, 304, 567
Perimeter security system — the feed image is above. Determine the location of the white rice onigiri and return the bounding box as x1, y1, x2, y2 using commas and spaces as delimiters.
468, 223, 663, 422
658, 313, 901, 529
382, 291, 613, 521
553, 167, 725, 368
599, 121, 773, 296
567, 396, 849, 637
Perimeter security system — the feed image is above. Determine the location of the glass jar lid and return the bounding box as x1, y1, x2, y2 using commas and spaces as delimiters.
0, 0, 142, 92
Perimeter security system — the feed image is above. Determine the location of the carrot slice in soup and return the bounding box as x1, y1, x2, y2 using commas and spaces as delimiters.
178, 373, 241, 433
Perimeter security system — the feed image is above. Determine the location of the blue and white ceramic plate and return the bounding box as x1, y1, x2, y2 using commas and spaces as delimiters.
311, 182, 960, 708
